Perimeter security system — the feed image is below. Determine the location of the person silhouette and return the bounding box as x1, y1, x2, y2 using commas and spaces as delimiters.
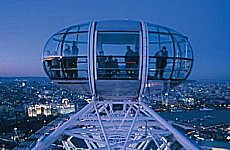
97, 50, 106, 78
72, 41, 79, 56
154, 46, 168, 79
125, 46, 135, 76
113, 58, 119, 76
64, 44, 71, 56
98, 50, 106, 68
71, 41, 79, 78
133, 47, 139, 76
105, 56, 116, 77
63, 44, 72, 77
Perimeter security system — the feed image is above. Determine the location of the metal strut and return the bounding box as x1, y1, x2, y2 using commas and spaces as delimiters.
26, 99, 199, 150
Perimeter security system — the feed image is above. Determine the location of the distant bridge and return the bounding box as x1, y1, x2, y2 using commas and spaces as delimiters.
170, 121, 195, 130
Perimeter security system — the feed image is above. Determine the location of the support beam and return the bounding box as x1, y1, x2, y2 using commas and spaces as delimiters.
32, 102, 94, 150
25, 100, 200, 150
94, 103, 111, 150
141, 102, 199, 150
122, 105, 140, 149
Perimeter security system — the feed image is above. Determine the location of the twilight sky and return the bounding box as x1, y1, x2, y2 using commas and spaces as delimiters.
0, 0, 229, 79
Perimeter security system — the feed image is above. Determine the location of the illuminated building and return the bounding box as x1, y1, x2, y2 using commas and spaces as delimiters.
54, 98, 75, 114
27, 104, 51, 117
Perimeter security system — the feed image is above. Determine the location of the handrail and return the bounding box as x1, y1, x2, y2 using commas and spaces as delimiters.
43, 55, 191, 80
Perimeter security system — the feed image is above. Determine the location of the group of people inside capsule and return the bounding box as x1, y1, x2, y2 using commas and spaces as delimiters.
97, 45, 168, 79
44, 41, 79, 78
45, 42, 168, 79
63, 41, 79, 78
97, 46, 139, 78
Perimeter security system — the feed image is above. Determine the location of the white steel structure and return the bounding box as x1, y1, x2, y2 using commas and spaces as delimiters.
32, 99, 198, 150
17, 20, 198, 149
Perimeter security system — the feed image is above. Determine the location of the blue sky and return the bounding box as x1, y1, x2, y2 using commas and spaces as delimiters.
0, 0, 229, 79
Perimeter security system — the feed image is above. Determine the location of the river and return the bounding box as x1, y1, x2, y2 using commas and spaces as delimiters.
159, 109, 230, 149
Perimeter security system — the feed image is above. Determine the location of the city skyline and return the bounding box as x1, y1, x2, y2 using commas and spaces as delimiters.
0, 0, 230, 79
0, 77, 229, 149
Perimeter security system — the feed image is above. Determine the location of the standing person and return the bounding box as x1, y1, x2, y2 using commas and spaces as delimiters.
97, 50, 106, 68
125, 46, 135, 76
97, 50, 106, 78
63, 44, 72, 77
105, 56, 116, 77
72, 41, 79, 56
71, 41, 79, 78
154, 46, 168, 79
113, 58, 119, 76
133, 47, 139, 76
64, 44, 71, 56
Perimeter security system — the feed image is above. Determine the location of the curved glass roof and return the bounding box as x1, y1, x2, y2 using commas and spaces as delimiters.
147, 23, 181, 34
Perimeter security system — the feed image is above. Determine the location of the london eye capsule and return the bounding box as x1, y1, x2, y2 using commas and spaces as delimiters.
42, 20, 193, 99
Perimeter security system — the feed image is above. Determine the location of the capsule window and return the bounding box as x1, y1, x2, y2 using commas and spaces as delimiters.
96, 31, 140, 80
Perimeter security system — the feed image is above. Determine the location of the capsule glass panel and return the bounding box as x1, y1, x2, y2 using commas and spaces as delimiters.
96, 31, 140, 80
42, 23, 91, 95
148, 31, 173, 80
172, 35, 193, 79
43, 34, 65, 79
62, 31, 88, 79
172, 59, 192, 79
95, 21, 142, 98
